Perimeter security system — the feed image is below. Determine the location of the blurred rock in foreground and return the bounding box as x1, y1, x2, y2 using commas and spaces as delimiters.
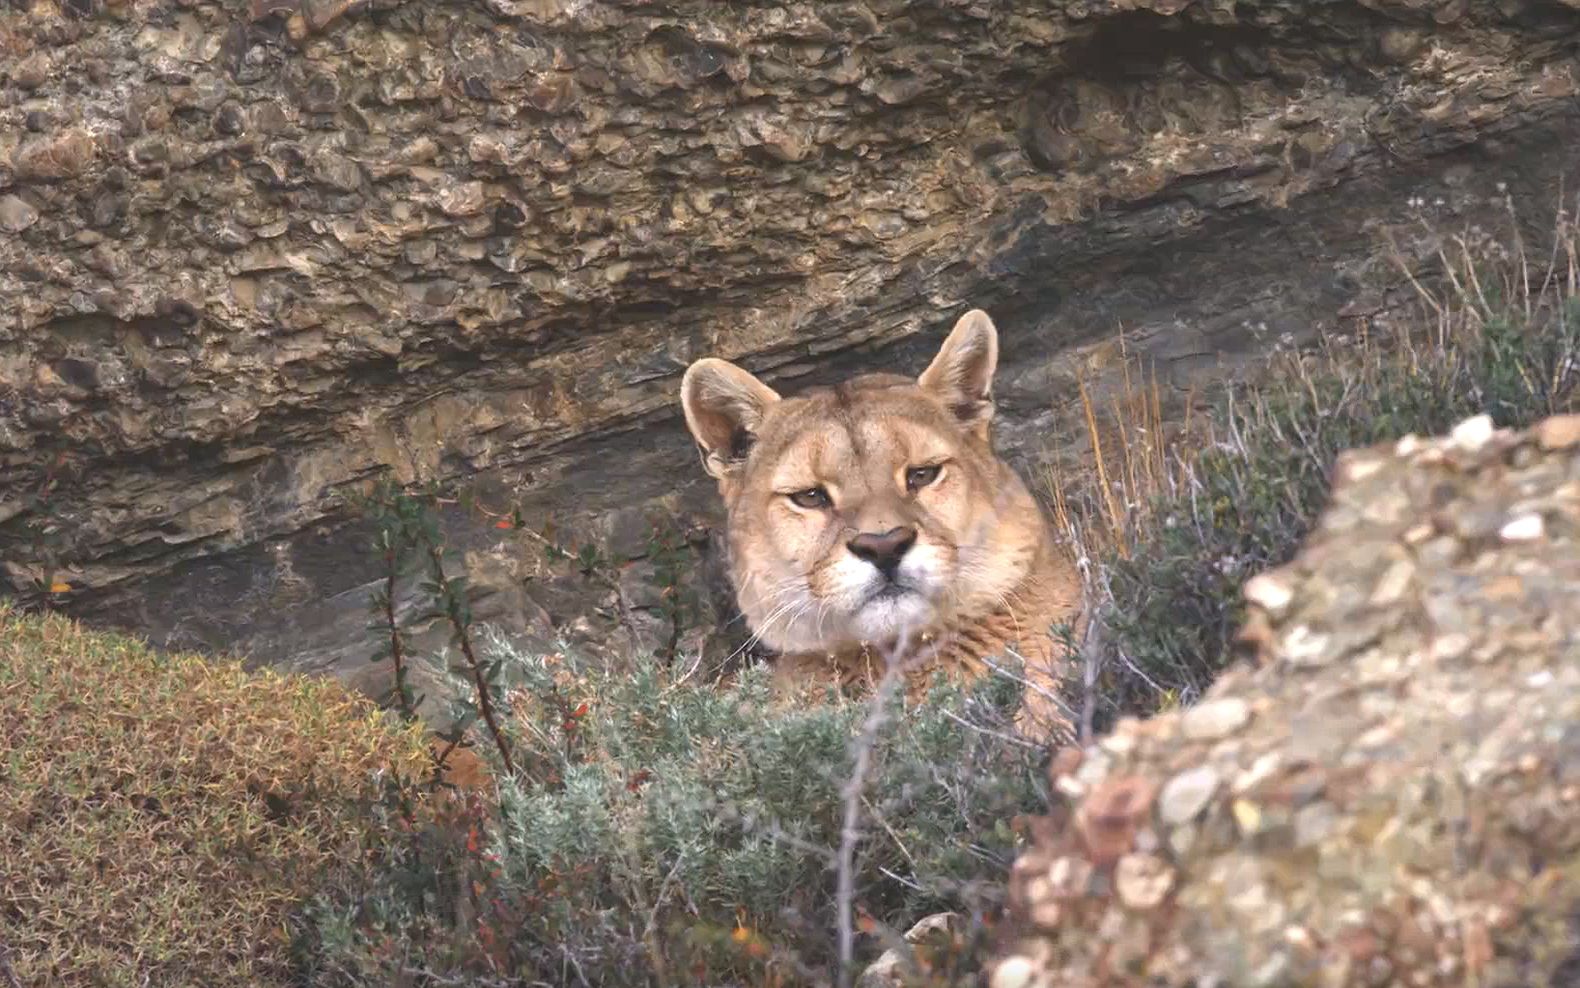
990, 411, 1580, 988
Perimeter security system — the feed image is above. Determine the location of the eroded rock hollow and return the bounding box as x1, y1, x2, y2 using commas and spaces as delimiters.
2, 0, 1578, 693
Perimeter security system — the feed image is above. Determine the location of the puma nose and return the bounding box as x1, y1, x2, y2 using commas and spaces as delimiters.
846, 526, 917, 579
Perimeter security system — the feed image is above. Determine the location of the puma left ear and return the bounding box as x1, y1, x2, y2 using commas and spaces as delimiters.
918, 308, 999, 438
680, 357, 781, 481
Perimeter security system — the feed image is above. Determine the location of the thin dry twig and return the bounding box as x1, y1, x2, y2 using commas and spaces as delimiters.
1077, 601, 1105, 746
660, 646, 706, 696
860, 792, 923, 880
1383, 226, 1448, 321
835, 637, 932, 988
978, 649, 1078, 723
877, 865, 925, 892
938, 708, 1042, 750
638, 843, 693, 983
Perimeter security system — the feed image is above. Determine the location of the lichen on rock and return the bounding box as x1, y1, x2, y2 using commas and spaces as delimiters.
990, 412, 1580, 988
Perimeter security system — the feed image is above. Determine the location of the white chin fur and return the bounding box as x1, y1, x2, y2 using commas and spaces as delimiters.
847, 591, 935, 642
835, 548, 944, 643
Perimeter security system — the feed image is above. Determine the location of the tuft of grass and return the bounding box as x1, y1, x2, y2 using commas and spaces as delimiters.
1050, 197, 1580, 727
0, 602, 433, 988
1047, 335, 1189, 568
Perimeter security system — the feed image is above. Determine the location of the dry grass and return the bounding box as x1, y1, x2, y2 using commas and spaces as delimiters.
1040, 340, 1206, 726
1042, 192, 1580, 725
1061, 193, 1579, 550
1045, 335, 1197, 568
0, 602, 432, 987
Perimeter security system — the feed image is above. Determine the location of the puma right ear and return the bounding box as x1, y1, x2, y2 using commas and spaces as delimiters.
680, 358, 781, 480
919, 308, 999, 439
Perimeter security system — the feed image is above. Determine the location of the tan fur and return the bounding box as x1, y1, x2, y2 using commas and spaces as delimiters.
681, 310, 1084, 739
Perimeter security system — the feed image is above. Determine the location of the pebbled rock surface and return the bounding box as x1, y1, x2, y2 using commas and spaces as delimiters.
988, 411, 1580, 988
2, 0, 1580, 689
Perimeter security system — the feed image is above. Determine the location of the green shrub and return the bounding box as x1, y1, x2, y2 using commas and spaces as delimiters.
296, 634, 1043, 986
0, 603, 433, 987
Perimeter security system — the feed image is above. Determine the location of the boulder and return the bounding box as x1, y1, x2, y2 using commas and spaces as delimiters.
988, 412, 1580, 987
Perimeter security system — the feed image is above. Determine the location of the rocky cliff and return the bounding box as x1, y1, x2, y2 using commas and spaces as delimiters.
988, 411, 1580, 988
3, 0, 1579, 688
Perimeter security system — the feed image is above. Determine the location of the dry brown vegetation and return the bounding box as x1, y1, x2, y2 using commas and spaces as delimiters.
0, 602, 432, 987
1050, 195, 1580, 561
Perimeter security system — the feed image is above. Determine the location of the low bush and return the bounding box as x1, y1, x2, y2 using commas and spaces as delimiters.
0, 603, 432, 987
297, 633, 1043, 986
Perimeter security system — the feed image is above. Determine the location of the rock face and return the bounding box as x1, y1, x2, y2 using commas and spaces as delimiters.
989, 412, 1580, 988
2, 0, 1580, 685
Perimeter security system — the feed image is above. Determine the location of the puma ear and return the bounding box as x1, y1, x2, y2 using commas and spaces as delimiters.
680, 357, 781, 480
918, 308, 999, 438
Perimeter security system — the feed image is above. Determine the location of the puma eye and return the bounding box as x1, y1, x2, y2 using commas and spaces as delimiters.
906, 465, 942, 492
788, 487, 831, 510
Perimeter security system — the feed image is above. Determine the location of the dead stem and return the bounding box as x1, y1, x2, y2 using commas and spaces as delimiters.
834, 637, 934, 988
